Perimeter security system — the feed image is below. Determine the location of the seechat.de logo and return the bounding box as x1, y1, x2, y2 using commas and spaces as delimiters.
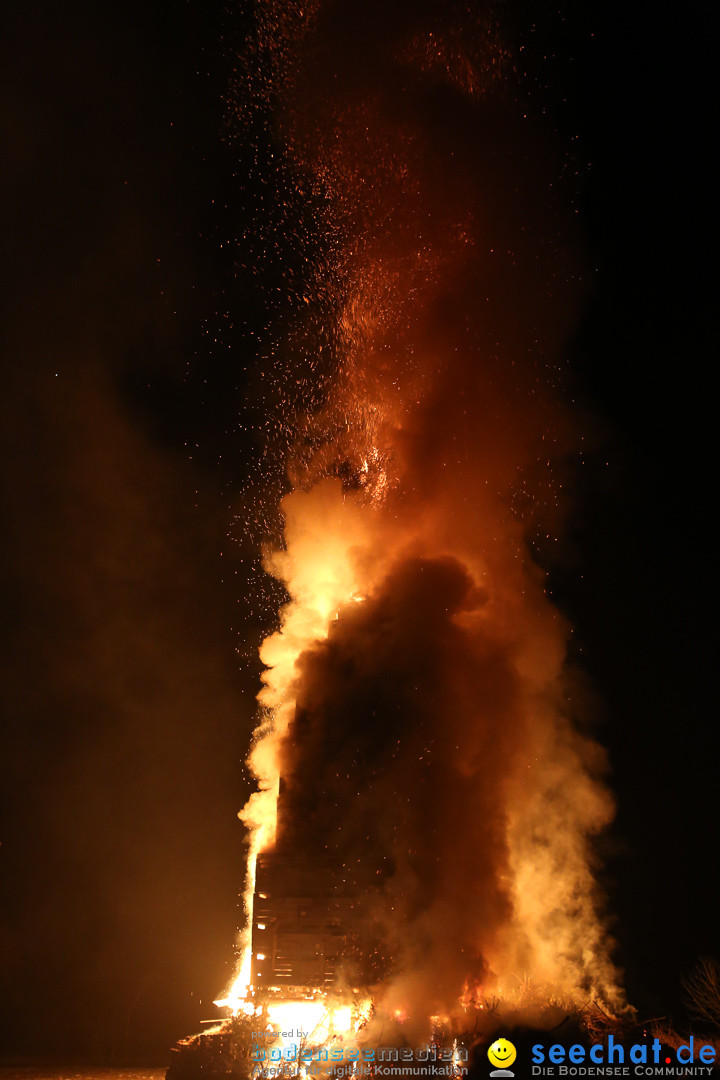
488, 1038, 517, 1077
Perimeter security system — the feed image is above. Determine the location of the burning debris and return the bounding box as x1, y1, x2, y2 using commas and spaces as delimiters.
166, 1003, 645, 1080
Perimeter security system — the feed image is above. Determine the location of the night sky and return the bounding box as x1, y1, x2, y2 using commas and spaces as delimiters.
1, 0, 718, 1065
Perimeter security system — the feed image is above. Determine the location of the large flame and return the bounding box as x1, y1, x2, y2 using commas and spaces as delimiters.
218, 0, 624, 1024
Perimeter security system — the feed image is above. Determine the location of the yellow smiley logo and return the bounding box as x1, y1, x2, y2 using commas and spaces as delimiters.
488, 1038, 517, 1070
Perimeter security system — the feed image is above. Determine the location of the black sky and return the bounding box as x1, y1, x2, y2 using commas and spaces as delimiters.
1, 0, 718, 1064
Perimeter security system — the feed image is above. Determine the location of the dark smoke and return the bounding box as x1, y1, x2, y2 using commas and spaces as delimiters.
278, 554, 518, 1010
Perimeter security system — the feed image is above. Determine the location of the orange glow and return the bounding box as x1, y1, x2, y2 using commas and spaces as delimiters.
267, 1000, 328, 1035
331, 1006, 353, 1033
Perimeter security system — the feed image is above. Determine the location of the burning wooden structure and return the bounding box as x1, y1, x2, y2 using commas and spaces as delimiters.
250, 851, 383, 996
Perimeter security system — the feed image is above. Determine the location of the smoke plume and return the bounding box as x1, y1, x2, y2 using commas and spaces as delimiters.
232, 0, 623, 1018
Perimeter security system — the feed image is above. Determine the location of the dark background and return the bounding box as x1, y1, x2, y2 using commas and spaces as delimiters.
1, 0, 717, 1064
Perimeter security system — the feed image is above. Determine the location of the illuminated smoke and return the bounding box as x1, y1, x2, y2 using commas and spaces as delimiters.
224, 0, 623, 1018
